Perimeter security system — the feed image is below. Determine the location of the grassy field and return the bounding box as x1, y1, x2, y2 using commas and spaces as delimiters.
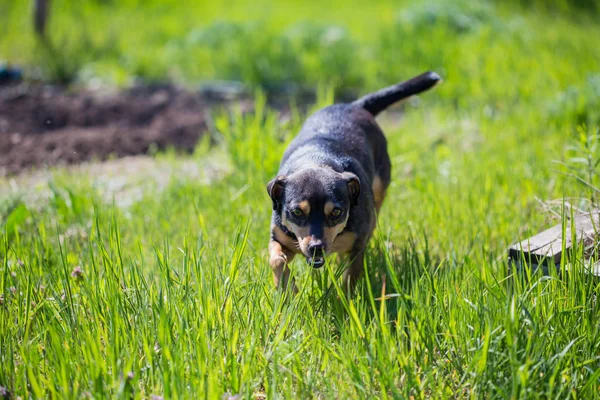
2, 0, 600, 398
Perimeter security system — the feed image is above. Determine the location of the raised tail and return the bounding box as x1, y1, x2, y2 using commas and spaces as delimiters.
352, 71, 441, 116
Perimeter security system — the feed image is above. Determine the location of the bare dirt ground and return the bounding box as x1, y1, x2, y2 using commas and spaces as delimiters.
0, 82, 255, 176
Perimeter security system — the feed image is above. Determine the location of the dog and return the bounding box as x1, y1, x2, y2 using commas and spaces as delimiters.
267, 71, 441, 292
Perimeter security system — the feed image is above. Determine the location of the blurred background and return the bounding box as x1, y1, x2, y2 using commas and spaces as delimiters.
0, 0, 598, 88
0, 0, 599, 175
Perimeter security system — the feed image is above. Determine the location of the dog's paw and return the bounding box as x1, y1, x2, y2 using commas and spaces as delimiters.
269, 254, 288, 269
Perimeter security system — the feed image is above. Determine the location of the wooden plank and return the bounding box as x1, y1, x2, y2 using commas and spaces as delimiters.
508, 212, 600, 266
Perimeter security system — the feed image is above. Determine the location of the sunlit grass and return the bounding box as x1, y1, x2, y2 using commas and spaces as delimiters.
2, 0, 600, 398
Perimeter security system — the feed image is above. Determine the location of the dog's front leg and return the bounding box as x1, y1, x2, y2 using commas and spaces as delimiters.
268, 240, 297, 293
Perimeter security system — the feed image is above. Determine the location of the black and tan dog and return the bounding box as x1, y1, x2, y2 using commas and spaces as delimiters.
267, 71, 441, 292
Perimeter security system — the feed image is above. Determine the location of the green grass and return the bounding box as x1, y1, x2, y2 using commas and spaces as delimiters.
2, 0, 600, 398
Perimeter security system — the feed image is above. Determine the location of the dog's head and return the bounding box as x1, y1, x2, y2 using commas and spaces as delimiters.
267, 167, 360, 268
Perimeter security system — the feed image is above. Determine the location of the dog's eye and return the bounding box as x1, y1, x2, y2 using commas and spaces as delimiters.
291, 208, 303, 217
331, 208, 342, 217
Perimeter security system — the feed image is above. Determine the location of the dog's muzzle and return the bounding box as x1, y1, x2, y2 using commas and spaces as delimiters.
306, 242, 325, 268
306, 255, 325, 268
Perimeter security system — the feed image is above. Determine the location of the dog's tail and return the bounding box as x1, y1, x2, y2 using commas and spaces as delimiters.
352, 71, 441, 116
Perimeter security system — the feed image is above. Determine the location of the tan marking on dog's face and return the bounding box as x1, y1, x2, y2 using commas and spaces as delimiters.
298, 236, 313, 254
298, 200, 310, 215
324, 202, 348, 251
331, 231, 357, 253
282, 214, 309, 240
324, 222, 347, 252
372, 175, 387, 212
281, 214, 310, 253
323, 209, 350, 253
324, 201, 335, 216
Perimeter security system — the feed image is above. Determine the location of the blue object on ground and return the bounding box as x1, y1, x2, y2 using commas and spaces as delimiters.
0, 64, 23, 84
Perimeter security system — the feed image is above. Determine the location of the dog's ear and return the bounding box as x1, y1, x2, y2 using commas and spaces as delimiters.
267, 176, 286, 211
342, 172, 361, 206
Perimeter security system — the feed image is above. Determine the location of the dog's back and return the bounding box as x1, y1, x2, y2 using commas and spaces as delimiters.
280, 71, 441, 180
280, 104, 381, 182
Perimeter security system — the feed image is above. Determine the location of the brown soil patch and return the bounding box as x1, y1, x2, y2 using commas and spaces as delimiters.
0, 82, 252, 176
